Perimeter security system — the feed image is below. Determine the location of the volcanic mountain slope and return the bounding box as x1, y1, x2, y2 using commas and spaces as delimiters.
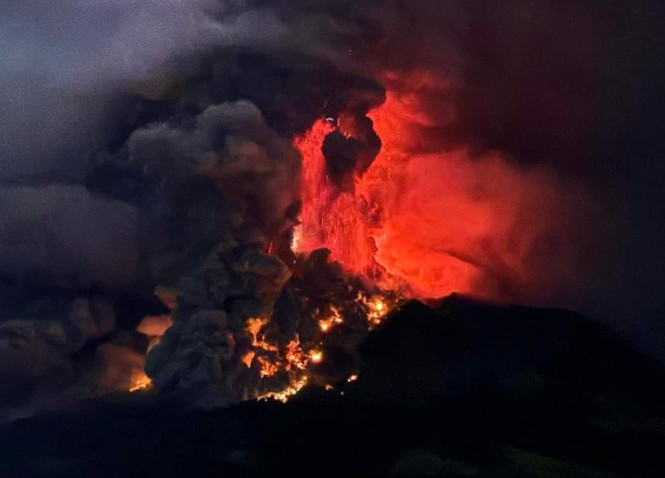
2, 296, 665, 477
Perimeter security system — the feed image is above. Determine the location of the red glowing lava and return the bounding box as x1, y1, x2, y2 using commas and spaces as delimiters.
294, 72, 586, 302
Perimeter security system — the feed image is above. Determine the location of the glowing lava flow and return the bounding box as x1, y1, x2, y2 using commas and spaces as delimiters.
243, 317, 312, 402
243, 295, 390, 403
293, 92, 478, 298
294, 78, 583, 301
129, 372, 152, 393
293, 119, 377, 279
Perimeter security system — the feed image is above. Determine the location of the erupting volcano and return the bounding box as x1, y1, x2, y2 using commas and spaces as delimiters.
4, 2, 665, 476
133, 70, 591, 405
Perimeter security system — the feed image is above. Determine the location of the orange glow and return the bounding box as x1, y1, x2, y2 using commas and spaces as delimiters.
309, 350, 323, 364
137, 314, 173, 352
243, 320, 313, 400
259, 376, 309, 403
154, 286, 178, 311
285, 336, 308, 371
357, 292, 391, 327
318, 305, 344, 332
129, 372, 152, 392
246, 317, 270, 345
241, 350, 256, 368
293, 71, 584, 302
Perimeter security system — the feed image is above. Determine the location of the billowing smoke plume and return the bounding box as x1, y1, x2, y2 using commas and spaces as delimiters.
1, 0, 664, 410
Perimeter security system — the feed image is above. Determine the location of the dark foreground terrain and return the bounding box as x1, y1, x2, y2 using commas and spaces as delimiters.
2, 295, 665, 477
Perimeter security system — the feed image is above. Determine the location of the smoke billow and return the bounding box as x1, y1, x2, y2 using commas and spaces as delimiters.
1, 0, 664, 410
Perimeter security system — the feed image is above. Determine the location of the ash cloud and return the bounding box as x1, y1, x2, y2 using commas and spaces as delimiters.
0, 0, 382, 407
363, 0, 665, 355
0, 184, 140, 288
0, 0, 663, 409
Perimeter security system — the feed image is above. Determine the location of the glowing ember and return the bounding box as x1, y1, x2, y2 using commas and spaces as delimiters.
357, 292, 390, 326
241, 350, 256, 368
246, 317, 270, 345
257, 356, 280, 378
259, 376, 309, 403
243, 319, 315, 400
309, 350, 323, 364
285, 336, 308, 371
318, 305, 344, 332
129, 372, 152, 393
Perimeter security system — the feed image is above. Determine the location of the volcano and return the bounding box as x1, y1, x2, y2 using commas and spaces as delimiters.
3, 296, 665, 477
2, 1, 665, 477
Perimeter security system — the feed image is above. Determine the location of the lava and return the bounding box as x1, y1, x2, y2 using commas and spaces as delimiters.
294, 74, 584, 302
138, 75, 586, 406
309, 350, 323, 364
129, 372, 152, 393
318, 305, 343, 332
357, 292, 390, 327
236, 292, 390, 402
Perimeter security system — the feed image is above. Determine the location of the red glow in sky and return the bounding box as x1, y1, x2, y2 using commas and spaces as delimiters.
294, 72, 587, 302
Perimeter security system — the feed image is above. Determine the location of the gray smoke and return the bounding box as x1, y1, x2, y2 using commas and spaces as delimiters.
0, 184, 140, 288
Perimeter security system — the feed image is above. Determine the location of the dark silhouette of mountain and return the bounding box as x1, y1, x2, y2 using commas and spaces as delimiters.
2, 296, 664, 477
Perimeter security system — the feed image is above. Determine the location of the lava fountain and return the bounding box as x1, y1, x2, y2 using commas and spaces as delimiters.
294, 72, 585, 302
140, 73, 590, 406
